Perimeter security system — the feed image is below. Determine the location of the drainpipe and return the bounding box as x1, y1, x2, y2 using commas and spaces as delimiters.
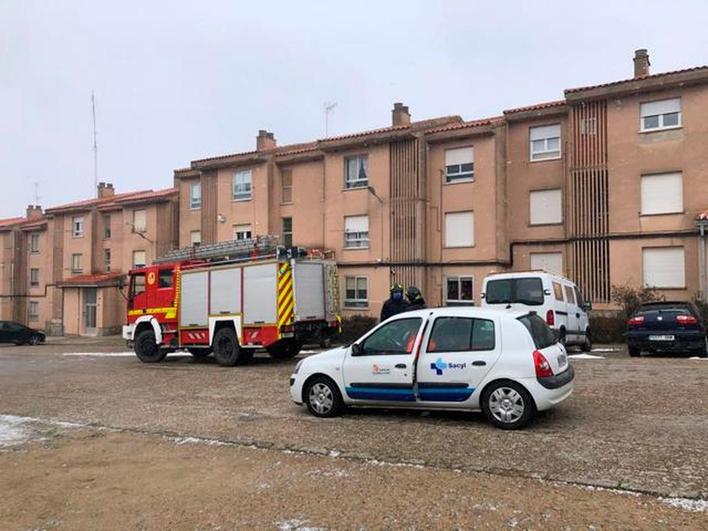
699, 223, 706, 300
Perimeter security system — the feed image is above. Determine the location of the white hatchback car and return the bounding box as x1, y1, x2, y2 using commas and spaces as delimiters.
290, 308, 574, 429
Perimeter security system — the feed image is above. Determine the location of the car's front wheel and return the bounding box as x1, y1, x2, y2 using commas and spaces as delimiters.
134, 329, 167, 363
482, 381, 535, 430
304, 376, 344, 418
581, 330, 592, 352
628, 346, 641, 357
29, 335, 43, 346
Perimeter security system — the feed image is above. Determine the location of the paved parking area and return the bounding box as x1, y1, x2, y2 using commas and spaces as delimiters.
0, 342, 706, 528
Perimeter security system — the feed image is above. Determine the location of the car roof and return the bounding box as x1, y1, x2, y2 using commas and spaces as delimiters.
389, 307, 531, 321
483, 271, 572, 282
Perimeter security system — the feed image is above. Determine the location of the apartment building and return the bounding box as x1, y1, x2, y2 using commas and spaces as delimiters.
175, 50, 708, 319
0, 183, 178, 335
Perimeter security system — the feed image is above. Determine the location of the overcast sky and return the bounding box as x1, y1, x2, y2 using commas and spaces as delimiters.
1, 1, 706, 218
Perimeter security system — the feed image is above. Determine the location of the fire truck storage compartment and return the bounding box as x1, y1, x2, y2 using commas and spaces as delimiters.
210, 266, 242, 315
243, 263, 278, 324
180, 270, 209, 327
293, 262, 325, 321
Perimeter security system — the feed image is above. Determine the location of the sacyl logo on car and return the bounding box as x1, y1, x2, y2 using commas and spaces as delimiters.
430, 357, 466, 375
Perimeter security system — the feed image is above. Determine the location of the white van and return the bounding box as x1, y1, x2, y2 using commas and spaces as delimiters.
481, 271, 592, 350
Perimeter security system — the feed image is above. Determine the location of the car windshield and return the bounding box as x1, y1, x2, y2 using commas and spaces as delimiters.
486, 278, 544, 306
517, 314, 557, 349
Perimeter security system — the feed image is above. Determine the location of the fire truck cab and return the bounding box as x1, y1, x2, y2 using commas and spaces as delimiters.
123, 237, 340, 366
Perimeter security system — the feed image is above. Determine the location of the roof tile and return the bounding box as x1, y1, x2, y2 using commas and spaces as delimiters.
565, 66, 708, 94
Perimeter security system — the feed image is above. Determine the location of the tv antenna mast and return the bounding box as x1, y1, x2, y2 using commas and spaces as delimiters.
323, 101, 337, 137
32, 181, 40, 205
91, 91, 99, 193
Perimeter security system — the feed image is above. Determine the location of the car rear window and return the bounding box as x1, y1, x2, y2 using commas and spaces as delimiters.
427, 317, 495, 352
517, 314, 557, 349
486, 278, 544, 306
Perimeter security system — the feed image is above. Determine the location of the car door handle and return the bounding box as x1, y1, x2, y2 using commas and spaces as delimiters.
471, 361, 486, 367
394, 363, 407, 369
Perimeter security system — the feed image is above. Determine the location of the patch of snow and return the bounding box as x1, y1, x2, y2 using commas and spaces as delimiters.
276, 519, 325, 531
688, 357, 708, 361
568, 353, 606, 360
0, 415, 30, 447
62, 352, 135, 357
576, 484, 641, 497
167, 435, 230, 447
591, 348, 621, 353
660, 497, 708, 512
299, 350, 318, 355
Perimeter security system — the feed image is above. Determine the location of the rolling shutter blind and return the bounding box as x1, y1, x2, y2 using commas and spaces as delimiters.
445, 147, 474, 166
345, 215, 368, 233
640, 98, 680, 117
643, 247, 685, 288
445, 211, 474, 247
529, 124, 560, 141
529, 189, 562, 224
530, 253, 563, 275
641, 173, 683, 215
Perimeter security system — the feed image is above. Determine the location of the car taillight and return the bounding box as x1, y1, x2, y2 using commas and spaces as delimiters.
627, 315, 645, 327
533, 350, 554, 378
676, 314, 698, 325
545, 310, 555, 326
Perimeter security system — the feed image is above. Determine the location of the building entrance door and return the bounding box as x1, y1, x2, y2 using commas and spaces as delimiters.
84, 288, 97, 336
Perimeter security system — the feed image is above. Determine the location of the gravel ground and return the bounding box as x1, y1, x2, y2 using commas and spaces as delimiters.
0, 342, 706, 528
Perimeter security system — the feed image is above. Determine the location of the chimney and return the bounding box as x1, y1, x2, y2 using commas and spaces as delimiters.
256, 130, 277, 151
25, 205, 43, 220
97, 182, 115, 198
633, 49, 650, 78
392, 102, 411, 127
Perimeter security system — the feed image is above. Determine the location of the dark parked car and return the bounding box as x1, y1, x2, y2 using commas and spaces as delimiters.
0, 321, 46, 345
625, 301, 707, 357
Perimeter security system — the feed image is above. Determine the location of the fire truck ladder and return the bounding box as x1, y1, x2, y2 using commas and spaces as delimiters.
154, 236, 282, 264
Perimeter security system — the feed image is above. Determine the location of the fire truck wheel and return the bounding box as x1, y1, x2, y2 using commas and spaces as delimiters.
213, 327, 246, 366
188, 348, 212, 359
134, 329, 167, 363
267, 340, 303, 360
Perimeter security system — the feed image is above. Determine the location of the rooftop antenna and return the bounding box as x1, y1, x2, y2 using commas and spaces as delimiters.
323, 101, 337, 137
32, 181, 40, 205
91, 91, 98, 194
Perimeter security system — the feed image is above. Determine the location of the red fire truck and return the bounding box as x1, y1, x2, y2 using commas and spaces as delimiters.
122, 236, 340, 366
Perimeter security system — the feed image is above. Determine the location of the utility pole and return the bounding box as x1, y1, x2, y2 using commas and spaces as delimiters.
324, 101, 337, 137
91, 91, 98, 194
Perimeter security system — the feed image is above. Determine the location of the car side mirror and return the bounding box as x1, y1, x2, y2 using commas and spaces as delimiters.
544, 289, 551, 296
351, 343, 364, 356
583, 301, 593, 312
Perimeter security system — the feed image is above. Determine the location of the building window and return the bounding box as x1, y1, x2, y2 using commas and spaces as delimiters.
233, 170, 253, 201
282, 217, 293, 247
529, 189, 562, 225
444, 211, 474, 248
446, 277, 474, 306
133, 209, 147, 233
104, 249, 111, 272
281, 169, 293, 203
640, 98, 681, 132
71, 253, 82, 273
28, 301, 39, 321
190, 181, 201, 209
72, 216, 84, 237
344, 276, 368, 308
344, 155, 368, 189
190, 230, 201, 246
643, 247, 685, 288
641, 172, 683, 215
30, 233, 40, 253
233, 224, 252, 241
344, 215, 369, 249
103, 214, 111, 239
445, 146, 474, 183
529, 124, 561, 161
530, 252, 563, 275
30, 268, 39, 287
133, 250, 147, 269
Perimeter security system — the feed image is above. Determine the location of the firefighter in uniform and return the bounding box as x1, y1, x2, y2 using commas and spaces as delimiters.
380, 283, 410, 322
405, 286, 426, 310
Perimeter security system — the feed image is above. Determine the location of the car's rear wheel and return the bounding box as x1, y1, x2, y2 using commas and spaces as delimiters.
581, 330, 592, 352
135, 329, 167, 363
213, 327, 250, 366
693, 338, 708, 358
304, 376, 344, 418
482, 381, 535, 430
628, 346, 641, 357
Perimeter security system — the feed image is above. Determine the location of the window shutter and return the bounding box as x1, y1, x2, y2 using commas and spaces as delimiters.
133, 210, 146, 230
445, 212, 474, 247
643, 248, 685, 288
640, 98, 680, 117
445, 147, 474, 166
529, 189, 562, 224
345, 215, 369, 233
530, 253, 563, 275
529, 124, 560, 141
641, 173, 683, 215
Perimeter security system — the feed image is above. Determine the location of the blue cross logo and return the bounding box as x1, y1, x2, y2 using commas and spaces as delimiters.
430, 357, 448, 376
